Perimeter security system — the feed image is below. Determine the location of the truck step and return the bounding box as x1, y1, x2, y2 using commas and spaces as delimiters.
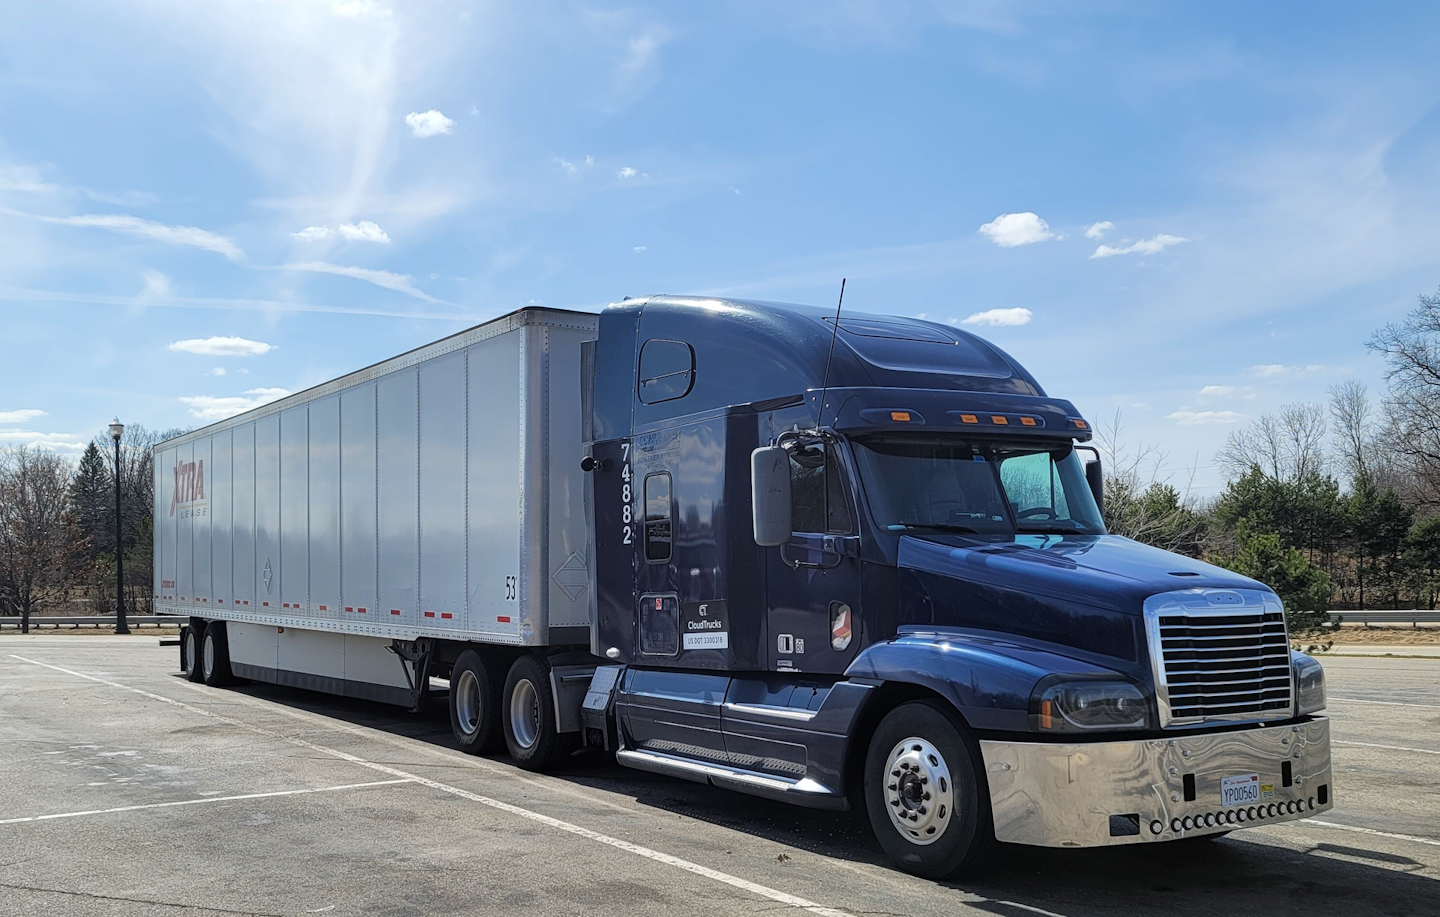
615, 748, 847, 811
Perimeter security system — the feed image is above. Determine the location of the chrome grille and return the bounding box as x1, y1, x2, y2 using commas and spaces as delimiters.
1144, 590, 1293, 727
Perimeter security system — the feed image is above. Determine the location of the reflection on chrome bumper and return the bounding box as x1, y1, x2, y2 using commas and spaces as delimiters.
981, 717, 1333, 848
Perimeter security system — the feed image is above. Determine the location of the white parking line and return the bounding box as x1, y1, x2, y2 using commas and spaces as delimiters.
9, 655, 857, 917
1303, 819, 1440, 849
1334, 740, 1440, 756
0, 779, 413, 825
1330, 697, 1440, 709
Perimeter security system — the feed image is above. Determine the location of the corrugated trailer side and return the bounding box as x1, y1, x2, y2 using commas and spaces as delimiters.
158, 309, 601, 763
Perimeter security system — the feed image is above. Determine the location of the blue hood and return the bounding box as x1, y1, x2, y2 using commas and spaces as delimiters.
896, 534, 1268, 666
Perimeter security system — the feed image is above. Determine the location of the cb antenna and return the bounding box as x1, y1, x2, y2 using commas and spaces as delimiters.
815, 277, 846, 430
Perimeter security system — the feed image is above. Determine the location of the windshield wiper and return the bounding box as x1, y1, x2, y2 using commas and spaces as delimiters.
1015, 522, 1087, 534
887, 522, 982, 534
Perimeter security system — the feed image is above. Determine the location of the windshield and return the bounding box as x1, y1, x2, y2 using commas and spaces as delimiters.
849, 436, 1106, 536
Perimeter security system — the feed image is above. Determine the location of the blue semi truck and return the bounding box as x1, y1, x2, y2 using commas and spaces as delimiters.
162, 295, 1332, 879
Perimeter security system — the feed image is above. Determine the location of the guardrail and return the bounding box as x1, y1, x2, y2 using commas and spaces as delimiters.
0, 615, 182, 631
1329, 610, 1440, 626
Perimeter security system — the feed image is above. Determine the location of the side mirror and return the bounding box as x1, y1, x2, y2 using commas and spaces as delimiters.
1077, 446, 1104, 517
751, 446, 792, 546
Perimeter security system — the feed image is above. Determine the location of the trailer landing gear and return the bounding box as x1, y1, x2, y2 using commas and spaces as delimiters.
388, 639, 436, 713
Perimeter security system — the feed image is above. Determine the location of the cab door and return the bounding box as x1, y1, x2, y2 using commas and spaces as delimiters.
764, 438, 862, 674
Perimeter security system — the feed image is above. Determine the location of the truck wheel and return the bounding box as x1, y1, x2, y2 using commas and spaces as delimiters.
182, 624, 204, 682
449, 650, 503, 754
201, 622, 234, 687
864, 700, 995, 879
503, 655, 576, 771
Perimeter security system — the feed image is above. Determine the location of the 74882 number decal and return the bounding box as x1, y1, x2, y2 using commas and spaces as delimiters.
620, 442, 633, 545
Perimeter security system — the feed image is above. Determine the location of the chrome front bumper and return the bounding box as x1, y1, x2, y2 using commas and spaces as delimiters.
981, 717, 1332, 847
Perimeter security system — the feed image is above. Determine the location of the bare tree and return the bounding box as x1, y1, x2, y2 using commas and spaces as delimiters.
1329, 380, 1370, 483
1096, 412, 1207, 555
1369, 288, 1440, 507
1218, 402, 1328, 482
0, 447, 74, 632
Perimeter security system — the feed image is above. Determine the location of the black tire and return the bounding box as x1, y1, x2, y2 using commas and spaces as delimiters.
183, 622, 205, 683
201, 621, 234, 687
449, 650, 503, 754
864, 700, 996, 879
502, 655, 577, 771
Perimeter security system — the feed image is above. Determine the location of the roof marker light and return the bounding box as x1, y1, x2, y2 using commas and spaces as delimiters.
890, 411, 911, 422
991, 415, 1008, 425
1020, 417, 1037, 426
960, 414, 978, 424
1073, 419, 1089, 430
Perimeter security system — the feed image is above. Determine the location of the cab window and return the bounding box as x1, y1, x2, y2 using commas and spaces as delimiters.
789, 441, 853, 535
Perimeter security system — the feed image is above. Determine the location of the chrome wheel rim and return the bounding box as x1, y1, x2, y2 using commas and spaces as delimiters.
455, 669, 481, 736
202, 634, 214, 677
883, 736, 955, 846
186, 632, 198, 673
510, 678, 540, 749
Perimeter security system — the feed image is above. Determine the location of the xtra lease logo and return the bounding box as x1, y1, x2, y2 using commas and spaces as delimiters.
170, 459, 207, 517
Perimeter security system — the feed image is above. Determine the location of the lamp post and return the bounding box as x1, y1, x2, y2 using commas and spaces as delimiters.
109, 419, 130, 635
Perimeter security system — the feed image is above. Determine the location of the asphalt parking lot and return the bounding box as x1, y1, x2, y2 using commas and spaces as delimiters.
2, 637, 1437, 917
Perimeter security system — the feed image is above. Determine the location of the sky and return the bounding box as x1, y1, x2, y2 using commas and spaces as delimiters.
3, 0, 1440, 496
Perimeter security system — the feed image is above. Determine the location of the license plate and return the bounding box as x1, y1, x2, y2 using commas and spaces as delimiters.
1221, 773, 1261, 807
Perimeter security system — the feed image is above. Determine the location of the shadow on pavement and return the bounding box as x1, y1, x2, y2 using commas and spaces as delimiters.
209, 676, 1440, 917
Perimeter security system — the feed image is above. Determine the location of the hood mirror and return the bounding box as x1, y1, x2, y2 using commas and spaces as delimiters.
751, 445, 792, 546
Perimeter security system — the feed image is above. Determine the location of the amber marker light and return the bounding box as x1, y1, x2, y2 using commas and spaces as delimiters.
991, 415, 1008, 425
1073, 419, 1089, 429
890, 411, 912, 422
960, 414, 978, 424
1020, 417, 1037, 426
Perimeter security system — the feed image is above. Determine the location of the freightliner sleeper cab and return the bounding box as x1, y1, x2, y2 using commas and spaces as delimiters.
161, 295, 1332, 880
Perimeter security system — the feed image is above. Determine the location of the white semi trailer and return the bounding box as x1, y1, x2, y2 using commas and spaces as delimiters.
158, 308, 600, 766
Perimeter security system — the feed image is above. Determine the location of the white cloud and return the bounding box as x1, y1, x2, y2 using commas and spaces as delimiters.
142, 269, 170, 298
619, 26, 671, 81
209, 367, 227, 377
169, 336, 275, 357
288, 261, 439, 302
1084, 220, 1114, 240
977, 212, 1054, 247
405, 109, 454, 138
1090, 233, 1187, 259
0, 409, 46, 424
557, 158, 578, 174
0, 429, 86, 452
1198, 385, 1235, 396
1168, 409, 1243, 425
179, 388, 291, 422
585, 155, 594, 165
330, 0, 391, 18
1248, 363, 1337, 378
338, 220, 390, 243
961, 307, 1033, 327
292, 225, 333, 241
633, 245, 647, 252
617, 166, 638, 179
29, 212, 243, 259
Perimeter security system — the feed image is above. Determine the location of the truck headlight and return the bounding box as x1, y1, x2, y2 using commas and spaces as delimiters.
1293, 651, 1326, 715
1029, 678, 1149, 732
